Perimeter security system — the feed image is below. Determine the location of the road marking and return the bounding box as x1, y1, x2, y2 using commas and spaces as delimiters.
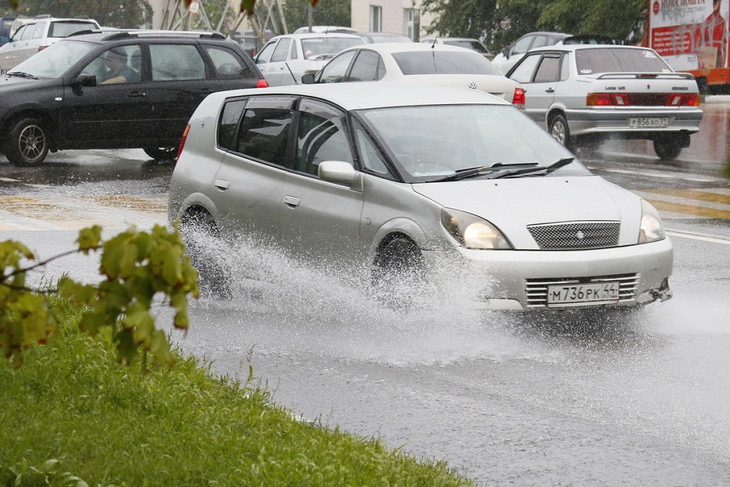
597, 167, 721, 183
666, 229, 730, 245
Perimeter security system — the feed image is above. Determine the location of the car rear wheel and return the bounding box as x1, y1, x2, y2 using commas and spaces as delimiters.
144, 146, 177, 161
180, 209, 232, 299
549, 113, 574, 151
653, 137, 683, 161
5, 117, 49, 166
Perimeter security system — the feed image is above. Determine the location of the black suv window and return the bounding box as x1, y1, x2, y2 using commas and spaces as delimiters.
82, 45, 142, 84
150, 44, 206, 81
204, 45, 254, 79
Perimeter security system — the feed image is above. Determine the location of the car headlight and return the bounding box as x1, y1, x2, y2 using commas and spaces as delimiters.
441, 208, 512, 249
639, 199, 666, 243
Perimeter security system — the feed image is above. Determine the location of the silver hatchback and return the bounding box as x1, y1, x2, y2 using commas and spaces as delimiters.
168, 83, 673, 311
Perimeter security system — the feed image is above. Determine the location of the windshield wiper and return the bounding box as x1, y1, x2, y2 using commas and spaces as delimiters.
432, 162, 539, 182
486, 157, 575, 179
6, 71, 38, 80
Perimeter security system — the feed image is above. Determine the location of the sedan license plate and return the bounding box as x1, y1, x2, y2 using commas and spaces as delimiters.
547, 282, 620, 307
629, 117, 669, 128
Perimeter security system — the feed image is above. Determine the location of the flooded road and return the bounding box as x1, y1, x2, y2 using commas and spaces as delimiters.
1, 103, 730, 485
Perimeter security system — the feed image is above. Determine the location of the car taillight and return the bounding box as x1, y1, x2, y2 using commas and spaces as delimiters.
512, 87, 525, 107
176, 124, 191, 161
256, 78, 269, 88
587, 92, 700, 106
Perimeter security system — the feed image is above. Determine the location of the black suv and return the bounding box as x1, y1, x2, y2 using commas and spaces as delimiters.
0, 30, 268, 165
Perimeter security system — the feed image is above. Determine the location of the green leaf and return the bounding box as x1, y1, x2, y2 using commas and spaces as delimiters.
76, 225, 103, 253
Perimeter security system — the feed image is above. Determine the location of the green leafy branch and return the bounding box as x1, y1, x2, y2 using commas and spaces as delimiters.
1, 224, 199, 369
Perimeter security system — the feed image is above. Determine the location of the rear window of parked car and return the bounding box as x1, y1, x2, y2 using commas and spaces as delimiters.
393, 51, 501, 76
575, 48, 671, 74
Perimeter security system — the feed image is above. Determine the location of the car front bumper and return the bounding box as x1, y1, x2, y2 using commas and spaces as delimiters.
423, 237, 673, 311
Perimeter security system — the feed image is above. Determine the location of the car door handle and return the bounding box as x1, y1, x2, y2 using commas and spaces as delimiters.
545, 88, 555, 93
214, 179, 230, 190
283, 195, 300, 207
128, 91, 146, 98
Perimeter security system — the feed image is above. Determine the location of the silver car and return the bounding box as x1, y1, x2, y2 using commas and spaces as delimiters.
168, 83, 673, 311
506, 44, 703, 160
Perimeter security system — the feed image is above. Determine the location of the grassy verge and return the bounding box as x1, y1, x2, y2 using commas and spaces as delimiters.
0, 297, 474, 486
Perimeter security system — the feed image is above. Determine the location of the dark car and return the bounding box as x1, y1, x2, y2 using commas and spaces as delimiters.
0, 29, 268, 165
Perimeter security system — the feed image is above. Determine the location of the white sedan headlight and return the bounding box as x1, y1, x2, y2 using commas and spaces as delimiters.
441, 209, 512, 249
639, 199, 666, 243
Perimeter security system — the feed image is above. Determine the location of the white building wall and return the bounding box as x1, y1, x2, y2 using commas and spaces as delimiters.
350, 0, 434, 40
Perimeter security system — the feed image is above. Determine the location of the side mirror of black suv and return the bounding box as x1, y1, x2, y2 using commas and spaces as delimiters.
72, 73, 97, 87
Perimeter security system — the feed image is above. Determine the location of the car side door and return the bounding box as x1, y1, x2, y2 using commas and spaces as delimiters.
279, 98, 366, 266
58, 43, 149, 147
256, 37, 293, 86
144, 41, 220, 145
508, 52, 562, 126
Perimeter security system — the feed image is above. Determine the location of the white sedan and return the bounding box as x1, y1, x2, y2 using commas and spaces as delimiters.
302, 42, 525, 107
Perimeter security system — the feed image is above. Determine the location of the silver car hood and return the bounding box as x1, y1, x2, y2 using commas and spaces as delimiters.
412, 175, 641, 245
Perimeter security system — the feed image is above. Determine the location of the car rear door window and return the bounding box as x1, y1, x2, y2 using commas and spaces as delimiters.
236, 96, 295, 166
204, 45, 254, 79
150, 44, 206, 81
319, 49, 356, 83
218, 98, 247, 150
533, 55, 561, 83
349, 49, 384, 81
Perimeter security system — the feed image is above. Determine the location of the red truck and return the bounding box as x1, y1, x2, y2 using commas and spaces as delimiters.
627, 0, 729, 93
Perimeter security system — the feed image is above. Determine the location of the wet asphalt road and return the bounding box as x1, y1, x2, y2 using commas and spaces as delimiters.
1, 103, 730, 485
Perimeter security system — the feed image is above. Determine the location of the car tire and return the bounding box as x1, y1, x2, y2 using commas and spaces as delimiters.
5, 117, 49, 166
180, 209, 232, 300
549, 114, 574, 151
653, 137, 683, 161
144, 147, 177, 161
371, 236, 425, 308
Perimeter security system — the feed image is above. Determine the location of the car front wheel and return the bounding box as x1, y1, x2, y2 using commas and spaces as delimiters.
5, 117, 49, 166
180, 209, 232, 299
653, 137, 683, 161
549, 114, 574, 151
144, 146, 177, 161
370, 236, 425, 308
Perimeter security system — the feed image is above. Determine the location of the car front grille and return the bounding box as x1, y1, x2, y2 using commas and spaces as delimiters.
527, 221, 620, 249
525, 274, 639, 308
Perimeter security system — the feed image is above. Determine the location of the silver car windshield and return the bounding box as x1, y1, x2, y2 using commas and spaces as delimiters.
8, 40, 96, 79
392, 51, 500, 75
575, 48, 672, 74
359, 104, 588, 181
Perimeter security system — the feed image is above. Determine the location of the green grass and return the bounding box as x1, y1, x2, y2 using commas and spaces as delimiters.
0, 298, 474, 486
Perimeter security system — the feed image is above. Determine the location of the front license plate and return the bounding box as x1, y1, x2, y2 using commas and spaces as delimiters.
547, 282, 620, 307
629, 117, 670, 128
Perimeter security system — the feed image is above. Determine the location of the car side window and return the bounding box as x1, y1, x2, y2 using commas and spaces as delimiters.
255, 41, 275, 63
349, 50, 384, 81
150, 44, 206, 81
271, 38, 291, 62
511, 35, 533, 56
290, 40, 298, 60
19, 24, 35, 41
508, 54, 540, 83
319, 50, 357, 83
204, 46, 253, 79
236, 97, 295, 166
218, 98, 247, 151
354, 124, 393, 177
531, 35, 551, 49
82, 45, 142, 84
31, 21, 46, 40
533, 55, 561, 83
295, 99, 353, 176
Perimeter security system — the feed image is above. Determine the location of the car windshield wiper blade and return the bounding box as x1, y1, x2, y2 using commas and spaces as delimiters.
486, 157, 575, 179
6, 71, 38, 79
432, 162, 539, 182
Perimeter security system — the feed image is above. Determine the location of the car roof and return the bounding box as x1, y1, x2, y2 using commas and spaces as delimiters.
340, 42, 483, 55
204, 82, 510, 111
270, 32, 363, 40
527, 43, 656, 54
63, 29, 228, 43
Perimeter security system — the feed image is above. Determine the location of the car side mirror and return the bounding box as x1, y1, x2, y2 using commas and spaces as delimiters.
72, 73, 97, 87
318, 160, 358, 187
301, 72, 316, 84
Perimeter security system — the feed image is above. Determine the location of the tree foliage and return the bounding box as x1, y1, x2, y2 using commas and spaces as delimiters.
421, 0, 646, 51
0, 0, 152, 29
283, 0, 351, 32
0, 224, 198, 368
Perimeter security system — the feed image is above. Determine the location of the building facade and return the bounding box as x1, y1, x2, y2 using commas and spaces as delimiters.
351, 0, 433, 40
